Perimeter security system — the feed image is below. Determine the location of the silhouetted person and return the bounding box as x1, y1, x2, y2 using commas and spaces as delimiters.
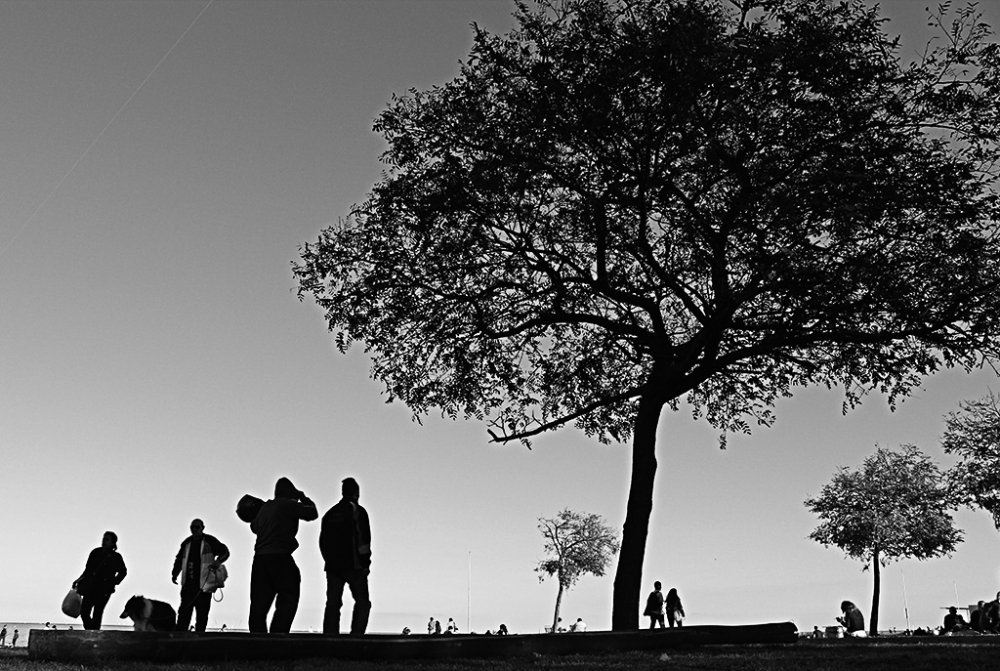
497, 623, 509, 635
172, 518, 230, 632
943, 606, 969, 634
837, 600, 867, 637
73, 531, 127, 630
666, 588, 685, 628
972, 601, 985, 631
320, 477, 372, 635
644, 581, 665, 629
249, 477, 317, 633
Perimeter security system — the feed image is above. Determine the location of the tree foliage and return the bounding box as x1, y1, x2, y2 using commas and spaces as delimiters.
296, 0, 1000, 629
536, 509, 620, 632
805, 445, 963, 635
942, 390, 1000, 527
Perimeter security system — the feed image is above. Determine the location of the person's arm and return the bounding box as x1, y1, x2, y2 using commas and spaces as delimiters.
172, 541, 186, 583
358, 508, 372, 565
207, 535, 230, 565
297, 493, 318, 521
115, 553, 127, 585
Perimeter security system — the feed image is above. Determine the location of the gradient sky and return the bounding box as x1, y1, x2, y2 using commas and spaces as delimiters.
2, 0, 1000, 636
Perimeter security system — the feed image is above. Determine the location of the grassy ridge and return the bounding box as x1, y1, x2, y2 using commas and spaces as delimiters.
4, 640, 1000, 671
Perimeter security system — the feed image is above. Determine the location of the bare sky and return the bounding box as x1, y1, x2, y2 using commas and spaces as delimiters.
2, 0, 999, 636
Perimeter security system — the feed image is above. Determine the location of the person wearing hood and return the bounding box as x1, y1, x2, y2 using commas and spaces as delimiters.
248, 477, 317, 633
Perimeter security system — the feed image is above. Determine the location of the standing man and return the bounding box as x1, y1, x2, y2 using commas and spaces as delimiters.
172, 518, 230, 632
320, 477, 372, 635
249, 477, 317, 633
643, 581, 665, 629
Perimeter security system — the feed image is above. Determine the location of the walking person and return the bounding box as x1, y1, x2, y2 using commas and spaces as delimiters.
665, 588, 685, 628
320, 477, 372, 635
73, 531, 127, 630
643, 581, 665, 629
249, 477, 317, 633
9, 629, 17, 648
0, 625, 6, 647
172, 518, 230, 632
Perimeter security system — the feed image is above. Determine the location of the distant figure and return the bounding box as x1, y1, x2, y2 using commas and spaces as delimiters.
570, 617, 587, 632
972, 601, 985, 631
665, 588, 685, 628
0, 624, 5, 646
44, 622, 52, 630
644, 581, 665, 629
837, 600, 867, 637
812, 626, 823, 639
320, 477, 372, 635
172, 518, 230, 632
983, 594, 1000, 633
428, 616, 435, 634
435, 619, 442, 635
220, 624, 227, 632
402, 626, 411, 635
10, 629, 18, 648
446, 617, 458, 634
248, 477, 318, 633
943, 606, 969, 634
73, 531, 128, 630
497, 623, 509, 636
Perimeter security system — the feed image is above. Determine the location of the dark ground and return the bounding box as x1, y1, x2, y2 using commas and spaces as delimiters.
4, 638, 1000, 671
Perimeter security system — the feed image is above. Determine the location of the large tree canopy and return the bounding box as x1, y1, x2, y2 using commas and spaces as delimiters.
296, 0, 1000, 629
805, 446, 962, 635
942, 390, 1000, 527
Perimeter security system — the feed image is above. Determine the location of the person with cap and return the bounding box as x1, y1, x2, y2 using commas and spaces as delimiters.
248, 477, 317, 633
172, 518, 230, 632
319, 477, 372, 635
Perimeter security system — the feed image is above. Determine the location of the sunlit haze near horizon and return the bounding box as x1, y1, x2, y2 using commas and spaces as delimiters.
2, 0, 1000, 638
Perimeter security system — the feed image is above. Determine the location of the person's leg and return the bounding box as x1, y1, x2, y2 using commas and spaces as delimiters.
89, 592, 111, 630
323, 570, 347, 634
80, 595, 95, 630
176, 584, 198, 631
248, 555, 276, 633
667, 611, 676, 628
194, 590, 212, 632
346, 570, 371, 635
270, 556, 301, 633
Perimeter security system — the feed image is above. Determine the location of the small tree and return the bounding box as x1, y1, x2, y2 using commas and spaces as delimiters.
942, 391, 1000, 528
804, 446, 962, 636
536, 509, 620, 633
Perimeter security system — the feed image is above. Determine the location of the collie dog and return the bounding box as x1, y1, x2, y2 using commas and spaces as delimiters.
120, 595, 177, 632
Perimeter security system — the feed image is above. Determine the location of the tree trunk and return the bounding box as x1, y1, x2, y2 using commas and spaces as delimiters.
870, 548, 880, 636
551, 581, 565, 633
611, 391, 663, 630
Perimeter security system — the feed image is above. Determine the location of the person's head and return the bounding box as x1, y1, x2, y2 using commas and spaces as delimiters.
949, 607, 958, 614
102, 531, 118, 550
275, 477, 300, 499
654, 581, 661, 590
840, 601, 855, 613
667, 588, 678, 599
190, 518, 205, 538
342, 477, 360, 501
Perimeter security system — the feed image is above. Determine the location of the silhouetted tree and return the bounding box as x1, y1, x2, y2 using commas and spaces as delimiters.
536, 509, 620, 633
296, 0, 1000, 629
943, 390, 1000, 527
805, 446, 962, 636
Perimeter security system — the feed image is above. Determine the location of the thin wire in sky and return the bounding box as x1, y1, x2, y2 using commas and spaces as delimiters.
0, 0, 214, 261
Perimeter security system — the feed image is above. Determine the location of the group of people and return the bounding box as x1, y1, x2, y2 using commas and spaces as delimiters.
942, 592, 1000, 635
0, 625, 18, 647
244, 476, 373, 635
425, 617, 460, 635
643, 581, 685, 628
70, 475, 372, 636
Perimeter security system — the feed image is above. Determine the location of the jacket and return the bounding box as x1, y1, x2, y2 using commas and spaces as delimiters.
320, 498, 372, 571
172, 533, 230, 588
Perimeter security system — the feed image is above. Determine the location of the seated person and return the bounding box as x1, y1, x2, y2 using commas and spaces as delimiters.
836, 601, 867, 637
943, 606, 969, 634
982, 597, 1000, 634
971, 601, 985, 632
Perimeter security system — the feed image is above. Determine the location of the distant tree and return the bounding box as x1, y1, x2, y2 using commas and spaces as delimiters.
296, 0, 1000, 629
536, 509, 620, 633
804, 446, 963, 636
942, 390, 1000, 527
